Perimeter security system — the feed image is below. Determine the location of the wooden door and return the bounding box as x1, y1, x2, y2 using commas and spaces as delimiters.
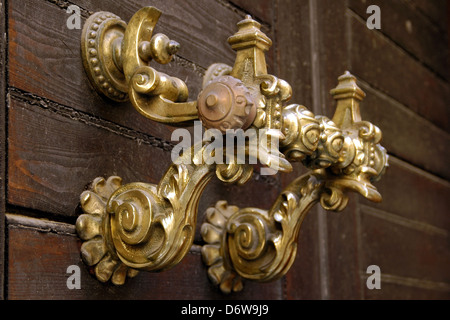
1, 0, 449, 300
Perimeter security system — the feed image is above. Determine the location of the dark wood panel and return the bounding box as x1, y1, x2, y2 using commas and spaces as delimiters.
314, 0, 351, 118
409, 0, 448, 31
284, 205, 322, 300
275, 0, 313, 109
230, 0, 274, 24
350, 14, 450, 132
360, 209, 450, 285
349, 0, 449, 80
7, 97, 171, 218
0, 0, 6, 300
360, 82, 450, 180
326, 194, 363, 299
361, 157, 450, 231
314, 0, 363, 300
362, 278, 450, 300
275, 0, 321, 299
7, 214, 282, 299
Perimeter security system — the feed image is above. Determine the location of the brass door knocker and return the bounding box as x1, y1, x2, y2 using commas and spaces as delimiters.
76, 7, 388, 292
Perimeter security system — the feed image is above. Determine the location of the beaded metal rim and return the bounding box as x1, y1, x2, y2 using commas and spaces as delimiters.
81, 12, 129, 102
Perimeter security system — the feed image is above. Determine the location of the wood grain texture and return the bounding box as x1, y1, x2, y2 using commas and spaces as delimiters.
7, 96, 171, 218
275, 0, 313, 109
326, 194, 364, 299
314, 0, 363, 300
360, 82, 450, 180
408, 0, 448, 31
360, 208, 450, 285
73, 0, 241, 67
360, 157, 450, 232
229, 0, 274, 24
349, 13, 450, 132
7, 214, 282, 300
0, 0, 6, 300
7, 0, 248, 144
275, 0, 322, 300
362, 278, 450, 300
349, 0, 449, 80
349, 0, 450, 300
283, 206, 322, 300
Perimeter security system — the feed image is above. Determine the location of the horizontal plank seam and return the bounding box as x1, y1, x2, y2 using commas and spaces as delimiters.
359, 271, 450, 292
309, 0, 330, 300
385, 151, 449, 183
46, 0, 274, 32
45, 0, 91, 18
384, 153, 449, 186
357, 77, 450, 136
360, 204, 450, 238
171, 55, 206, 78
8, 87, 279, 187
6, 213, 76, 236
6, 213, 206, 256
347, 8, 448, 83
387, 155, 450, 187
403, 0, 448, 34
8, 86, 175, 152
1, 0, 9, 301
215, 0, 272, 31
6, 204, 78, 225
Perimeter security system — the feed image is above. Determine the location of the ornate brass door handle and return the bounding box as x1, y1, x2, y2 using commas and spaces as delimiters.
81, 7, 196, 123
201, 71, 387, 293
76, 7, 388, 292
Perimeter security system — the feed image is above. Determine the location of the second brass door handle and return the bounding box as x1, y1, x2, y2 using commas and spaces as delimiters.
81, 7, 197, 123
76, 6, 388, 293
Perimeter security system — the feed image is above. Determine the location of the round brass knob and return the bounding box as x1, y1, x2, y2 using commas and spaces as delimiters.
197, 76, 256, 133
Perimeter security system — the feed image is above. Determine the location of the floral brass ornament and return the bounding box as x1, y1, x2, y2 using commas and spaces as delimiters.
77, 6, 388, 291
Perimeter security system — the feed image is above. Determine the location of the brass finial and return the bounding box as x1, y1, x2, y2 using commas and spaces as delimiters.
330, 71, 366, 127
227, 14, 272, 51
330, 71, 366, 101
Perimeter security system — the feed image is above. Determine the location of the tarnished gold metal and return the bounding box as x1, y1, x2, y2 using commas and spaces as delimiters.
77, 7, 387, 291
201, 71, 387, 294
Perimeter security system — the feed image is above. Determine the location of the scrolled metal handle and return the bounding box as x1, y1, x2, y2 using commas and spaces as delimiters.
77, 7, 387, 293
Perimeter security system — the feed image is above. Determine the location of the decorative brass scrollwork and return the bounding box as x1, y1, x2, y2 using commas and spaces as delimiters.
77, 7, 388, 292
201, 71, 388, 293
